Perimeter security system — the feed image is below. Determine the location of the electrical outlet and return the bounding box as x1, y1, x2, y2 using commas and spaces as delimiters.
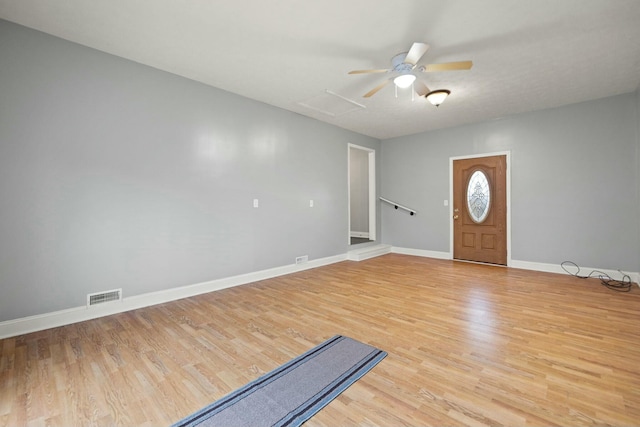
253, 199, 259, 208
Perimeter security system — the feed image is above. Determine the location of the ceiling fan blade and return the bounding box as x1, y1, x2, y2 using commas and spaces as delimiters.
404, 42, 429, 66
348, 69, 390, 74
422, 60, 473, 72
363, 79, 392, 98
414, 80, 431, 97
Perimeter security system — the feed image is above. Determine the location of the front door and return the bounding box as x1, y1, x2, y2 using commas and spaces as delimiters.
453, 155, 507, 265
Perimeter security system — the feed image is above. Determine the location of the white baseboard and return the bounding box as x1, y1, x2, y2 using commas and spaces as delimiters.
0, 253, 347, 339
391, 247, 640, 285
4, 251, 636, 339
510, 259, 640, 285
391, 247, 450, 259
347, 244, 391, 261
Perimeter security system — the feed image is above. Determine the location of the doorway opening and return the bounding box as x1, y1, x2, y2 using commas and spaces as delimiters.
348, 144, 376, 245
450, 152, 511, 265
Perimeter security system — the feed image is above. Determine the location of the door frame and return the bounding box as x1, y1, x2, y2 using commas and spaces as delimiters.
449, 151, 511, 265
348, 144, 376, 244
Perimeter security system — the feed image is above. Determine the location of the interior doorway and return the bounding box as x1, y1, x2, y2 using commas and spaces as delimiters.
348, 144, 376, 245
451, 153, 509, 265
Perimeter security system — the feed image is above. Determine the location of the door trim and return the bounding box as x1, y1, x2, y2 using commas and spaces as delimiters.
449, 151, 511, 266
348, 144, 376, 244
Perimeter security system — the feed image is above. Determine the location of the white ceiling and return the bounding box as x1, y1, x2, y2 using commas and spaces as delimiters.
1, 0, 639, 140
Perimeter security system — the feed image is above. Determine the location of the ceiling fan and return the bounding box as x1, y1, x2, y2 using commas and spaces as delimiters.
348, 42, 472, 105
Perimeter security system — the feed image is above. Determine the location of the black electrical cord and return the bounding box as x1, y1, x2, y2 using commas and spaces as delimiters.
561, 261, 633, 292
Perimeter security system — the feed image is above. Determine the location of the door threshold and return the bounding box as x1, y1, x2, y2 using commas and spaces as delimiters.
453, 258, 507, 268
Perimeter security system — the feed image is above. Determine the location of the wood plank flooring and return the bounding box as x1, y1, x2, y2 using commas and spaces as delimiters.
1, 254, 640, 426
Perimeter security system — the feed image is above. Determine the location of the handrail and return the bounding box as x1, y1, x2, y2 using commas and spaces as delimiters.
379, 197, 417, 216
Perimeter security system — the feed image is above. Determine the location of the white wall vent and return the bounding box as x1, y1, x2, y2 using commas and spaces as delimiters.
295, 255, 309, 264
87, 288, 122, 307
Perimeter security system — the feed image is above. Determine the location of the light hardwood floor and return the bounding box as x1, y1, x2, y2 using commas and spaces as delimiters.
1, 254, 640, 426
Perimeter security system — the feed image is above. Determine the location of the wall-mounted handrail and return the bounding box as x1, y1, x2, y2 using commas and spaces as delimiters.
379, 197, 417, 216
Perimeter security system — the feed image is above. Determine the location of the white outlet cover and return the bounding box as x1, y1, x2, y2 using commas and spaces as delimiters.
309, 200, 314, 207
253, 199, 259, 208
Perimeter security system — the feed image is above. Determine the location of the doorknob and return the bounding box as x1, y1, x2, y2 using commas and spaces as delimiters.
453, 215, 459, 220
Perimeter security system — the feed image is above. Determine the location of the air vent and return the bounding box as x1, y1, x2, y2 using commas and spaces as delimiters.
295, 255, 309, 264
87, 288, 122, 307
297, 90, 365, 117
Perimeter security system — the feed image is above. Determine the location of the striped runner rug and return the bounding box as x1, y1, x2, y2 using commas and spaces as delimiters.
172, 335, 387, 427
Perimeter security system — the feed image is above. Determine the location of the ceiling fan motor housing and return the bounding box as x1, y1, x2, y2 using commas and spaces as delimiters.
391, 52, 414, 74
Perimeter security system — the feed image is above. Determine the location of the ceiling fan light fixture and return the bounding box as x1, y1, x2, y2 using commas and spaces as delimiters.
393, 74, 416, 88
426, 89, 450, 107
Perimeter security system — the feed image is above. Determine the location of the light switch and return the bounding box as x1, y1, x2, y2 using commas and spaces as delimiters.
444, 200, 449, 206
309, 200, 314, 207
253, 199, 259, 208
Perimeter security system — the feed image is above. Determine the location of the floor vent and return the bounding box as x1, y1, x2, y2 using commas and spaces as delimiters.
87, 288, 122, 307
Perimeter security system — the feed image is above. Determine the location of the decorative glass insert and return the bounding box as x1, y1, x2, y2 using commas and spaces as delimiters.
466, 170, 491, 223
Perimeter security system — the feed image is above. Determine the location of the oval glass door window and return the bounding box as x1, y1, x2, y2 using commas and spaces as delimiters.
467, 170, 491, 223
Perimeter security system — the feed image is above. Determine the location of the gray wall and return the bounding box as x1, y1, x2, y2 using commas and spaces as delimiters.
636, 89, 640, 272
381, 92, 639, 272
1, 18, 637, 324
0, 20, 379, 322
349, 147, 369, 234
